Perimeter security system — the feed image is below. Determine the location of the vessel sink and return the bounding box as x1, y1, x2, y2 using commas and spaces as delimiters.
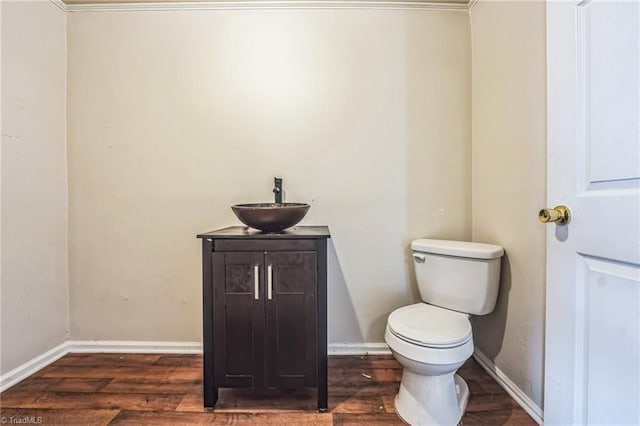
231, 203, 310, 232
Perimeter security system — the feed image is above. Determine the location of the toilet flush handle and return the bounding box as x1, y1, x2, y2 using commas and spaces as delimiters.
413, 254, 426, 263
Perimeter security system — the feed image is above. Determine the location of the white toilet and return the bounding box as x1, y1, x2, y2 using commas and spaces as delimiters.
385, 239, 504, 426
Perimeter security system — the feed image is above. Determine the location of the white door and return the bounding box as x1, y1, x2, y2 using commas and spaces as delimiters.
545, 0, 640, 425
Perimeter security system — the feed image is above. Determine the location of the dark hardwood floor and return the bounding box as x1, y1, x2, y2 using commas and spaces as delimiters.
0, 354, 536, 425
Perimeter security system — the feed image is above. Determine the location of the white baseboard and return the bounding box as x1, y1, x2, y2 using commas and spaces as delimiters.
1, 339, 542, 425
0, 342, 68, 393
1, 339, 390, 391
67, 340, 389, 355
328, 343, 391, 355
473, 350, 543, 424
0, 340, 201, 392
66, 340, 203, 354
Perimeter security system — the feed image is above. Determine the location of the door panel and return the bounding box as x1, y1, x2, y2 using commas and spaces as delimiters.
545, 0, 640, 424
212, 252, 264, 388
576, 256, 640, 425
581, 0, 639, 183
224, 263, 255, 293
264, 251, 317, 388
223, 299, 254, 376
275, 295, 307, 376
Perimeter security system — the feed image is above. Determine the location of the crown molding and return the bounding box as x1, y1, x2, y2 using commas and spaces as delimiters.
50, 0, 69, 11
55, 0, 472, 12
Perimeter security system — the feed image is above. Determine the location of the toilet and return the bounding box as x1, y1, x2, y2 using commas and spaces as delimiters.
385, 239, 504, 426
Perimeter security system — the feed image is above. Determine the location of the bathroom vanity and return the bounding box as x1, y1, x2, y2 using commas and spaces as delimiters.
197, 226, 330, 411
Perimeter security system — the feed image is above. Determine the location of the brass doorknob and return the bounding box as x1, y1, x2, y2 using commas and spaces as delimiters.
538, 205, 571, 225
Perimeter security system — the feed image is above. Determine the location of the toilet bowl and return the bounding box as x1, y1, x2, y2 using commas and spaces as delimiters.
385, 303, 474, 425
385, 239, 504, 425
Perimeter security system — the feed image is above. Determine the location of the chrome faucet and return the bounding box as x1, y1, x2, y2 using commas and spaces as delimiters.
273, 177, 283, 204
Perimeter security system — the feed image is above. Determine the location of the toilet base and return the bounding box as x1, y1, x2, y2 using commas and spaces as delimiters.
395, 372, 469, 426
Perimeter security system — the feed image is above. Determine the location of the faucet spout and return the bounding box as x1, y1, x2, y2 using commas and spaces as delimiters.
273, 177, 283, 204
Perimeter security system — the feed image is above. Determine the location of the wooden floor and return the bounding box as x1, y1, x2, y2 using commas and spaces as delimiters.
0, 354, 536, 425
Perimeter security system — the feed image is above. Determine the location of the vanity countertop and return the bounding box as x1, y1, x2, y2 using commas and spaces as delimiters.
197, 225, 330, 239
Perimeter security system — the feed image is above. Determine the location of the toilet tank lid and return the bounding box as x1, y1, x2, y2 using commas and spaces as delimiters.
411, 239, 504, 259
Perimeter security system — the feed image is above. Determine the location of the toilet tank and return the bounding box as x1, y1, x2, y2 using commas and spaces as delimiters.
411, 239, 504, 315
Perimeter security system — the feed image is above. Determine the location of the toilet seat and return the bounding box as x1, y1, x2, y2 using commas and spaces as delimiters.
387, 303, 472, 349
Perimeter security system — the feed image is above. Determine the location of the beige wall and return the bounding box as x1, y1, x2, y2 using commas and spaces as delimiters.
0, 3, 548, 411
469, 0, 546, 409
67, 9, 471, 343
1, 0, 68, 374
0, 2, 549, 411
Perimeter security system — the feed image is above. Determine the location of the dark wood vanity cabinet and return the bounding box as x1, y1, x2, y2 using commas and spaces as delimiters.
197, 226, 330, 412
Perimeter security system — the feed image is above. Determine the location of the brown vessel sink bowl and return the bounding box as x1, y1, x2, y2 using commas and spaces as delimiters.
231, 203, 310, 232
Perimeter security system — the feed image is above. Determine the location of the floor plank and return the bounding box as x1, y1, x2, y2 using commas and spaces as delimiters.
329, 382, 400, 397
177, 389, 318, 413
329, 395, 388, 414
0, 391, 183, 411
334, 413, 405, 425
48, 378, 113, 393
103, 378, 201, 394
461, 409, 538, 426
0, 354, 537, 425
3, 377, 63, 393
111, 410, 333, 425
38, 365, 201, 380
328, 356, 402, 370
154, 354, 203, 368
466, 392, 519, 413
54, 354, 161, 367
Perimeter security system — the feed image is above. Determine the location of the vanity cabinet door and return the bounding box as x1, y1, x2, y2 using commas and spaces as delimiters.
264, 251, 318, 388
212, 251, 265, 388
